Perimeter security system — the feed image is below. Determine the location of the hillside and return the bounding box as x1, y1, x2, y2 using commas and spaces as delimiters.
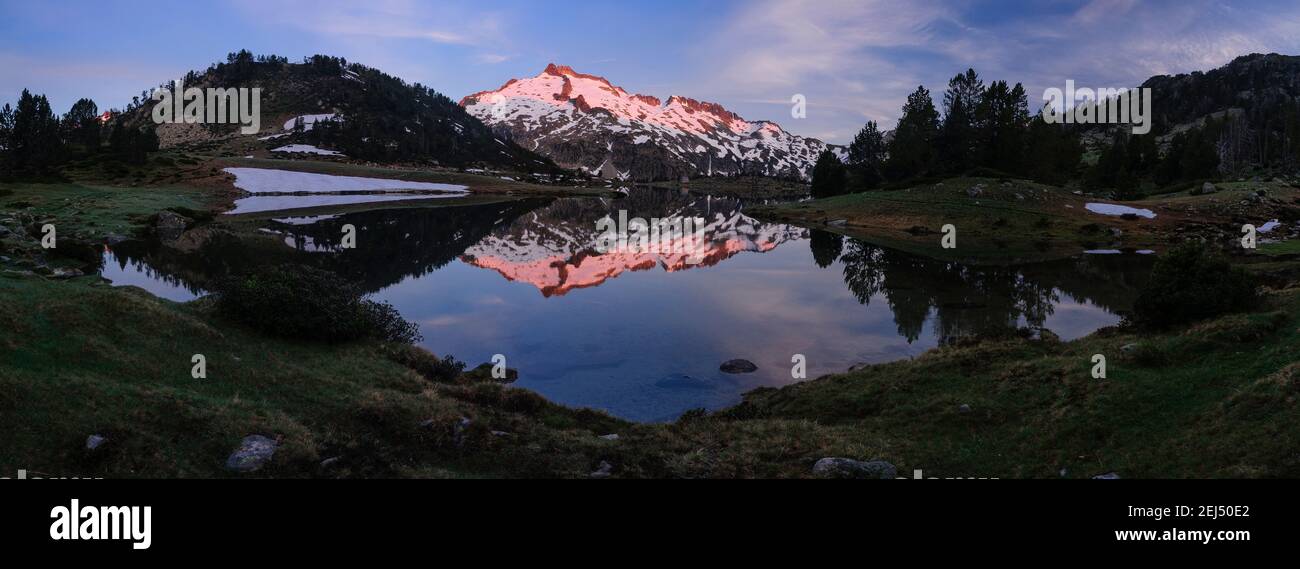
113, 51, 566, 174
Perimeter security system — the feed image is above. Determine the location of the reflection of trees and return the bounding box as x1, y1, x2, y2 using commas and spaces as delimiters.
108, 199, 547, 294
278, 199, 546, 290
836, 238, 1152, 343
809, 230, 844, 269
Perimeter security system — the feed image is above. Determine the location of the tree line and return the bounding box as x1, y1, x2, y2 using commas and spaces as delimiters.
812, 68, 1083, 198
1, 89, 158, 180
811, 66, 1254, 200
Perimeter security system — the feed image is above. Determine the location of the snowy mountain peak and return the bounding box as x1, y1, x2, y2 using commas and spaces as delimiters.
461, 65, 836, 181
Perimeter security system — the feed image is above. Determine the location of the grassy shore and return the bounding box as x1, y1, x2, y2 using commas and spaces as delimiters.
748, 177, 1300, 264
2, 273, 1298, 478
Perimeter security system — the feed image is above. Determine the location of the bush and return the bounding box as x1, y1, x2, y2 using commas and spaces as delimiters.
1132, 244, 1259, 329
385, 344, 465, 383
213, 265, 421, 344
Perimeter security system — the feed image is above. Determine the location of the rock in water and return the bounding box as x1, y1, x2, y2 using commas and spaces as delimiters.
225, 435, 278, 473
85, 435, 106, 451
812, 458, 897, 479
720, 359, 759, 374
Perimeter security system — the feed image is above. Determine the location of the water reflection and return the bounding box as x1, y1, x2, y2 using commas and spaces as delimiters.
98, 188, 1154, 421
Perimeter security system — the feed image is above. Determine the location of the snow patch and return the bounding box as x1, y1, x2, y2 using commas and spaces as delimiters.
1084, 203, 1157, 219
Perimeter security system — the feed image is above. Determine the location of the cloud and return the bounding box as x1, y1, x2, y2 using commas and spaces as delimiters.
701, 0, 1300, 143
475, 53, 513, 64
230, 0, 505, 46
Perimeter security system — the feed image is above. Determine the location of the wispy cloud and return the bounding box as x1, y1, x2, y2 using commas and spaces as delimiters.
230, 0, 506, 46
701, 0, 1300, 143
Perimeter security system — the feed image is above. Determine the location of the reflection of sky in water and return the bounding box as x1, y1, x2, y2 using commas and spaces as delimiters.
100, 249, 203, 303
376, 242, 1125, 422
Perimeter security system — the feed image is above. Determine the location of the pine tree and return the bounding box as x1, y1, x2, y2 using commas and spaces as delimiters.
810, 150, 848, 198
846, 120, 886, 191
976, 81, 1031, 174
938, 69, 984, 174
886, 86, 939, 181
8, 89, 64, 176
63, 98, 100, 152
1025, 115, 1082, 185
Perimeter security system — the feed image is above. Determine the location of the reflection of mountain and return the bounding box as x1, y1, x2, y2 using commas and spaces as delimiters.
461, 189, 806, 296
815, 231, 1153, 343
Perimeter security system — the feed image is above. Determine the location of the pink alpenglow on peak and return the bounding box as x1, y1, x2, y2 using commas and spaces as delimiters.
461, 64, 837, 181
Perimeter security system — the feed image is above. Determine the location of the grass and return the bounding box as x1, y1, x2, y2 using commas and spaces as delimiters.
0, 181, 211, 241
3, 272, 1298, 478
724, 290, 1300, 478
750, 177, 1300, 265
1260, 239, 1300, 256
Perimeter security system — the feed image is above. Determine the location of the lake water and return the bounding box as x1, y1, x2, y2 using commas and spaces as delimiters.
100, 188, 1153, 422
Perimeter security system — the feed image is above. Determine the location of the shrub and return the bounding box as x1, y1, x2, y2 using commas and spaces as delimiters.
1132, 244, 1259, 329
213, 265, 421, 344
385, 344, 465, 383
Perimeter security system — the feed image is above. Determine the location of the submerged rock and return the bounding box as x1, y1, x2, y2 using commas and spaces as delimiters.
655, 373, 711, 390
720, 359, 758, 374
225, 435, 278, 473
812, 458, 897, 479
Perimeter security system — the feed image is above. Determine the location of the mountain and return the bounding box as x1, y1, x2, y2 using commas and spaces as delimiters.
1077, 53, 1300, 174
460, 64, 835, 182
115, 51, 564, 173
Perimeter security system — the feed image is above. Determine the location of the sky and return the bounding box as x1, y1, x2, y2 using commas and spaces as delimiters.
2, 0, 1300, 144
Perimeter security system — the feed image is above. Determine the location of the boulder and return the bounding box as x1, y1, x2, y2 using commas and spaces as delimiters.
590, 461, 614, 479
85, 435, 107, 451
720, 359, 758, 374
812, 458, 897, 479
225, 435, 278, 473
1201, 182, 1218, 195
50, 267, 84, 279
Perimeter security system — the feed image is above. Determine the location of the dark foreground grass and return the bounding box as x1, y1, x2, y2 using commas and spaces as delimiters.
3, 273, 1298, 478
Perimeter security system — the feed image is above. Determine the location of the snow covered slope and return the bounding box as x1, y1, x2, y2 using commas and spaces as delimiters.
461, 64, 835, 182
